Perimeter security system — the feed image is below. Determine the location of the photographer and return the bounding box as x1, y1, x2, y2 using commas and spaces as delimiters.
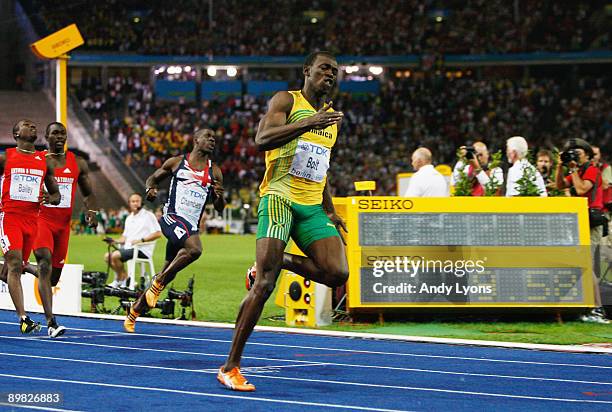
556, 138, 609, 323
592, 145, 611, 211
451, 141, 503, 196
593, 145, 612, 274
536, 149, 558, 194
104, 193, 162, 288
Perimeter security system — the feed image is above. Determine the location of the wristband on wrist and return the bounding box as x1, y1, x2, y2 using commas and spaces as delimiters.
88, 209, 98, 213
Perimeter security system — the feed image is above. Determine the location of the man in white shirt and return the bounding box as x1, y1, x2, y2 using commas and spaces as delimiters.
403, 148, 449, 197
451, 141, 504, 196
104, 193, 162, 287
505, 136, 547, 197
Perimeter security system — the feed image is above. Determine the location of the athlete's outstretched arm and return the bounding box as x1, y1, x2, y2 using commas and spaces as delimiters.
76, 156, 98, 228
255, 91, 343, 152
211, 164, 226, 214
145, 156, 182, 201
44, 158, 61, 205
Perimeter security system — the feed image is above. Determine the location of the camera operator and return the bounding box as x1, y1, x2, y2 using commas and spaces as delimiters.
104, 193, 162, 288
592, 145, 611, 212
593, 145, 612, 271
536, 149, 559, 195
451, 141, 503, 196
556, 138, 609, 323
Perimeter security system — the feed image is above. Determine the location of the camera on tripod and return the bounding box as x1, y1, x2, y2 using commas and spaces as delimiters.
82, 271, 107, 288
167, 276, 195, 320
81, 271, 108, 308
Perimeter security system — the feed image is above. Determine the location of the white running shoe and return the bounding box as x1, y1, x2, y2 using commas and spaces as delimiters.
580, 308, 610, 324
47, 318, 66, 338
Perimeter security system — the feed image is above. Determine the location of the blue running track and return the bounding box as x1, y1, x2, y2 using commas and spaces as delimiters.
0, 310, 610, 411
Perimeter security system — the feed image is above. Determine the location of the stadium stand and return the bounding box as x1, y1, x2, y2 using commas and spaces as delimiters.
70, 74, 611, 198
0, 91, 127, 211
0, 91, 55, 143
31, 0, 610, 55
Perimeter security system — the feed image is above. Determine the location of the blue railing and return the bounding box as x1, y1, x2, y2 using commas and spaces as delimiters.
69, 51, 611, 66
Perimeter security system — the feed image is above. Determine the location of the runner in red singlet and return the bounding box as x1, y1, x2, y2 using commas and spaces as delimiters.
0, 119, 60, 334
32, 122, 98, 337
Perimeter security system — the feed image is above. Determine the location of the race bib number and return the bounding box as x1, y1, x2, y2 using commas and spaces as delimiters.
9, 171, 42, 202
175, 183, 208, 229
45, 183, 72, 208
174, 226, 186, 239
289, 140, 330, 182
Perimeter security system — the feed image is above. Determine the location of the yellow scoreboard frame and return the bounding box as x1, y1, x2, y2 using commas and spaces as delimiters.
342, 196, 594, 310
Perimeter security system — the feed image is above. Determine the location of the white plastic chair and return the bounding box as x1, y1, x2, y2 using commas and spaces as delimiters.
126, 241, 156, 290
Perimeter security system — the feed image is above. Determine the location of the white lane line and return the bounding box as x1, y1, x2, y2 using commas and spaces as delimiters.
243, 373, 612, 405
1, 369, 611, 407
0, 326, 612, 373
0, 404, 80, 412
0, 373, 409, 412
24, 334, 119, 340
0, 335, 322, 364
1, 321, 609, 370
21, 311, 610, 354
1, 348, 611, 388
0, 352, 328, 374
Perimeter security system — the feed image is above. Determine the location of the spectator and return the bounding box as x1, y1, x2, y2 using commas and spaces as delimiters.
402, 148, 449, 197
505, 136, 547, 197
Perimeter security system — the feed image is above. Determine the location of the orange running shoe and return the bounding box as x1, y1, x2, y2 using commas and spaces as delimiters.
145, 279, 164, 308
217, 367, 256, 392
123, 306, 140, 333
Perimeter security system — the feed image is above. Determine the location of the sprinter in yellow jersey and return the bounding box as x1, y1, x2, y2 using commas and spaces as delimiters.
218, 51, 348, 392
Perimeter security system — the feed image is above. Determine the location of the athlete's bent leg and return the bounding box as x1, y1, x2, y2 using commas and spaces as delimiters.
127, 236, 202, 327
5, 250, 26, 318
50, 267, 62, 287
155, 235, 202, 286
34, 248, 54, 323
223, 237, 285, 372
282, 236, 349, 287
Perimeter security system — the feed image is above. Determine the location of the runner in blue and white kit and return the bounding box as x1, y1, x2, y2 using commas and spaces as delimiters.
124, 129, 226, 332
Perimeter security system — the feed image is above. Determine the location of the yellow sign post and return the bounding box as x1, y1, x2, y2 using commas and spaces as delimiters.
31, 24, 84, 128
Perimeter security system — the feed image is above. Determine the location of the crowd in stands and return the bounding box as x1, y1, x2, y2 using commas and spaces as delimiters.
36, 0, 609, 56
75, 72, 611, 201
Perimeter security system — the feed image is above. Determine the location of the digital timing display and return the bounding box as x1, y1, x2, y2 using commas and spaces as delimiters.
357, 212, 586, 305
